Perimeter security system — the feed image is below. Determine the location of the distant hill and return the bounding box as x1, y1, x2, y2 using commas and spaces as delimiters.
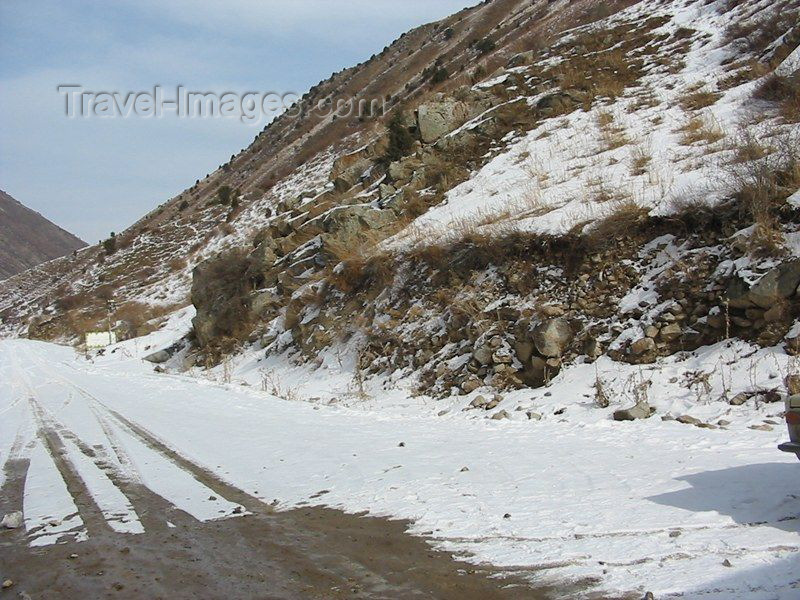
0, 189, 86, 280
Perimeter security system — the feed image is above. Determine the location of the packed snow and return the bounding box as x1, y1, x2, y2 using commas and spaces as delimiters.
2, 326, 798, 599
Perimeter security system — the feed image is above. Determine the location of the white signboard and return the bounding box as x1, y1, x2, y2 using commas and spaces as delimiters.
85, 331, 117, 349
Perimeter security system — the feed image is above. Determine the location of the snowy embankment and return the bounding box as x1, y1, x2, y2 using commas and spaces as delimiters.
1, 332, 798, 599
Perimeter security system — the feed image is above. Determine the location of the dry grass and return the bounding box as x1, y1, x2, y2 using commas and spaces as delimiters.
681, 89, 722, 111
584, 200, 650, 251
630, 144, 652, 175
730, 129, 771, 163
727, 134, 800, 256
678, 116, 725, 145
756, 75, 800, 123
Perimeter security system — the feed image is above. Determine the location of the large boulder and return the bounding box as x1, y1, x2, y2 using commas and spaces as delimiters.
532, 318, 573, 358
747, 260, 800, 308
613, 401, 653, 421
320, 205, 395, 233
416, 99, 471, 143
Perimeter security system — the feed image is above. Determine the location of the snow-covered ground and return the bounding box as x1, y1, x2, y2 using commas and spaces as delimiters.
2, 333, 798, 599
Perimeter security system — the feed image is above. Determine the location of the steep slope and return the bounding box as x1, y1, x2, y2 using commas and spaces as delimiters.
0, 0, 635, 337
0, 190, 86, 280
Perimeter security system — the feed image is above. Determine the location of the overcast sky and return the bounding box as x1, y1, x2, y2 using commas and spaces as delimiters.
0, 0, 478, 243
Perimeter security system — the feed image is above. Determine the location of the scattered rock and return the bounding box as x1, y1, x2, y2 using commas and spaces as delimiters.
503, 513, 511, 519
722, 559, 733, 567
1, 511, 23, 529
69, 553, 78, 559
470, 395, 488, 408
729, 392, 748, 406
398, 442, 405, 447
631, 337, 656, 355
460, 466, 470, 472
659, 323, 682, 341
2, 580, 13, 589
527, 411, 543, 421
716, 419, 731, 427
676, 415, 702, 426
749, 424, 773, 431
668, 530, 681, 538
491, 410, 510, 420
613, 401, 652, 421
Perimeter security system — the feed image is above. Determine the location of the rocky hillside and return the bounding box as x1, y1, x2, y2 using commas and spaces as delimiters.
0, 0, 637, 337
0, 190, 85, 281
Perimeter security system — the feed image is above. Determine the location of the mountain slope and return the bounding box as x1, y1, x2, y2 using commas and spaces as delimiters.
0, 0, 636, 336
0, 190, 86, 280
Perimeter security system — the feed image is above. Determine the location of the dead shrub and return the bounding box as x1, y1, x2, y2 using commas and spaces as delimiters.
584, 200, 650, 251
194, 249, 254, 341
727, 139, 800, 255
630, 145, 652, 175
681, 90, 722, 111
678, 116, 725, 145
756, 75, 800, 123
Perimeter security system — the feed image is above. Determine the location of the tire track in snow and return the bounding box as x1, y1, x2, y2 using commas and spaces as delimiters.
27, 396, 180, 534
47, 367, 265, 517
23, 349, 254, 523
28, 398, 114, 538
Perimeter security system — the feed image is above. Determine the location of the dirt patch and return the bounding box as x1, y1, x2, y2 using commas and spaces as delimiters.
1, 500, 557, 599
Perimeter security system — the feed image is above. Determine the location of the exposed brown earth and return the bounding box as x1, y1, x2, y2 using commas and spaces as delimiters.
0, 190, 85, 280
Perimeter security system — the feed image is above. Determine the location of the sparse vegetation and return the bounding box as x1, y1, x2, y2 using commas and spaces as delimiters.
217, 186, 234, 205
678, 116, 725, 145
384, 114, 415, 163
103, 232, 117, 255
756, 75, 800, 123
681, 89, 722, 111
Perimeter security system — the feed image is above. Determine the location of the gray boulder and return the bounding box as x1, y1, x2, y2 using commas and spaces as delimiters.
144, 349, 171, 364
613, 401, 652, 421
1, 511, 23, 529
416, 99, 471, 143
532, 318, 573, 358
747, 260, 800, 308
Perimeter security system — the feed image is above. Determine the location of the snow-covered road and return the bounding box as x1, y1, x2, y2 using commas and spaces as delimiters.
1, 338, 798, 598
